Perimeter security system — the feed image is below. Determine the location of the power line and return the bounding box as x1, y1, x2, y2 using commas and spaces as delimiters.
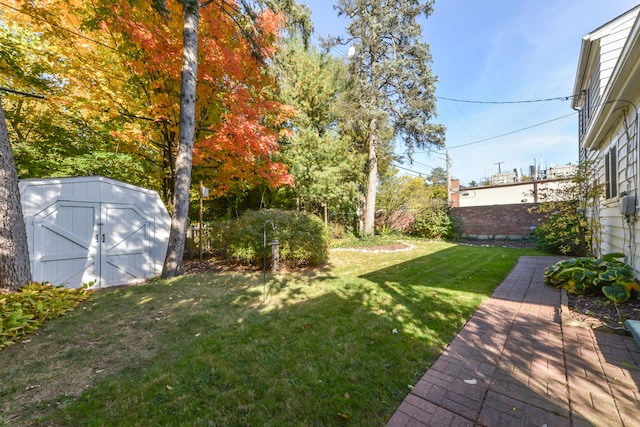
437, 95, 577, 104
421, 112, 577, 152
391, 162, 425, 176
410, 159, 436, 170
392, 161, 439, 176
392, 161, 465, 185
393, 163, 420, 174
309, 29, 350, 57
435, 85, 482, 141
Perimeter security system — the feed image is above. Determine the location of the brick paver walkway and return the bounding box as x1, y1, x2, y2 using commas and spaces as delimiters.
387, 256, 640, 426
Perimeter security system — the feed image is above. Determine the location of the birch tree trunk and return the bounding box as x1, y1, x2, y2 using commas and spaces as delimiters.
162, 1, 199, 278
0, 99, 31, 291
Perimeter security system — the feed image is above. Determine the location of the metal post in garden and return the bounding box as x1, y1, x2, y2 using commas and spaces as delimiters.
270, 239, 280, 272
263, 220, 275, 283
199, 181, 209, 262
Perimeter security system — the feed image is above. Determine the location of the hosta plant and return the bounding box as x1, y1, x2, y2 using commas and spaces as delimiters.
544, 253, 640, 303
1, 282, 90, 350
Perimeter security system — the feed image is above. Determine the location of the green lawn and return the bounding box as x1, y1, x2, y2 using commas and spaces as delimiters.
0, 241, 544, 426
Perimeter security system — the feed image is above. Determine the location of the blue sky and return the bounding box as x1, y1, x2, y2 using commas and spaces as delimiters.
299, 0, 640, 186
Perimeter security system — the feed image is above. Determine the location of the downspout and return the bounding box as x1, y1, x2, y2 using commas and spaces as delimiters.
628, 103, 639, 270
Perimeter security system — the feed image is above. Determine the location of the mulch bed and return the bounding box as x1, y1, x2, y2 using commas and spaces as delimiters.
567, 292, 640, 329
182, 257, 260, 275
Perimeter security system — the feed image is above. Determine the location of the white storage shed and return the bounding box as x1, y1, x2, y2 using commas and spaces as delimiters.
19, 176, 171, 289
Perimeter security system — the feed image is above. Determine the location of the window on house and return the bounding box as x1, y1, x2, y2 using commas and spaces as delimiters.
604, 147, 617, 199
579, 67, 601, 143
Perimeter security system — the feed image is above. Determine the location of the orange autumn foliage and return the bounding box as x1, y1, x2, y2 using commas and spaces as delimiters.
5, 0, 295, 197
104, 0, 296, 196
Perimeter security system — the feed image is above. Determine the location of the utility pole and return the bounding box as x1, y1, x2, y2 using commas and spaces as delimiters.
494, 161, 505, 174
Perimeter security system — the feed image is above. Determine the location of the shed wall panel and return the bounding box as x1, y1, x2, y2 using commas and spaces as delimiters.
19, 176, 170, 289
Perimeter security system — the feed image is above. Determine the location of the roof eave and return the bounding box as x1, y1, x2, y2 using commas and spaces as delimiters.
582, 14, 640, 150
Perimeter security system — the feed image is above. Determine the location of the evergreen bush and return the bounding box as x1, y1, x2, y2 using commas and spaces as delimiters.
225, 209, 329, 267
412, 200, 459, 239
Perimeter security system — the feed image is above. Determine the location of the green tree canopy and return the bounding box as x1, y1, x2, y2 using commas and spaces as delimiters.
274, 38, 363, 217
333, 0, 445, 235
426, 166, 447, 200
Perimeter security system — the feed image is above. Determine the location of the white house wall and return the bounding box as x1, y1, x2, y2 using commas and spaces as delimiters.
582, 111, 640, 273
573, 7, 640, 276
459, 180, 571, 207
593, 10, 638, 96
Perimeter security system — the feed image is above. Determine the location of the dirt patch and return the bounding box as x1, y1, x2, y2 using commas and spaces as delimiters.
566, 292, 640, 329
182, 257, 260, 275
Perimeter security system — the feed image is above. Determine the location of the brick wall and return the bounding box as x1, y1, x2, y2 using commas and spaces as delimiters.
452, 203, 543, 239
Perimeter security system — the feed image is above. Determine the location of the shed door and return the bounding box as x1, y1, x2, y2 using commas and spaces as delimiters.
100, 204, 151, 287
33, 201, 100, 288
32, 201, 151, 288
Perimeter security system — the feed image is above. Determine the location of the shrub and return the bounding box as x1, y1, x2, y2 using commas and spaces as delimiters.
376, 209, 415, 234
530, 161, 602, 256
544, 253, 640, 303
412, 200, 459, 240
328, 221, 346, 240
531, 203, 589, 256
1, 282, 90, 350
225, 209, 329, 267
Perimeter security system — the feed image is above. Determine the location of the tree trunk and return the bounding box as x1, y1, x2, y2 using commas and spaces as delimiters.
356, 187, 365, 235
162, 1, 199, 278
363, 117, 378, 236
0, 99, 31, 291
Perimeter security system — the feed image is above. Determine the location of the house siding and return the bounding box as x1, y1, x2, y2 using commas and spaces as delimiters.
597, 13, 637, 95
590, 120, 638, 263
573, 6, 640, 274
577, 9, 639, 142
580, 120, 636, 263
597, 207, 627, 255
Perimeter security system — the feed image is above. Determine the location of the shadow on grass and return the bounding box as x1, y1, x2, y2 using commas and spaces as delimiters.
0, 244, 537, 426
385, 256, 640, 426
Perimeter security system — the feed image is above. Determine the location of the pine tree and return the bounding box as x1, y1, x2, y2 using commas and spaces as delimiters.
335, 0, 445, 236
275, 39, 363, 216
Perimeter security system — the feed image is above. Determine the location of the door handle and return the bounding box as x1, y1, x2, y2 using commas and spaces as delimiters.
102, 234, 105, 243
